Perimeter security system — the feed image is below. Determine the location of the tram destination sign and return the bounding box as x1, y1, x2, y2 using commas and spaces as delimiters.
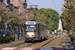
26, 21, 36, 25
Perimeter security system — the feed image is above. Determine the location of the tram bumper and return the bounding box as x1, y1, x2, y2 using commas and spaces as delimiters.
25, 37, 39, 41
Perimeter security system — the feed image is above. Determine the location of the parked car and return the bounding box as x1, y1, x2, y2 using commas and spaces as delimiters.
2, 30, 10, 36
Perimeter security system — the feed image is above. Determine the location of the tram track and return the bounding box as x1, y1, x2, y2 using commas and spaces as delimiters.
15, 35, 59, 49
40, 37, 57, 48
14, 36, 51, 47
42, 37, 63, 48
26, 37, 57, 48
25, 36, 63, 48
16, 35, 53, 47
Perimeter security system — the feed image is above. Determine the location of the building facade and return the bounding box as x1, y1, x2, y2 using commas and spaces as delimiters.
0, 0, 27, 12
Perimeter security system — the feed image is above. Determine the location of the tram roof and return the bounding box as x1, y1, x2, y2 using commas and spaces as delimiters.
24, 21, 48, 26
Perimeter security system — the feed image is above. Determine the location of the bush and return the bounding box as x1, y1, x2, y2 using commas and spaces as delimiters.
9, 35, 15, 41
68, 34, 73, 43
3, 36, 11, 43
2, 35, 15, 43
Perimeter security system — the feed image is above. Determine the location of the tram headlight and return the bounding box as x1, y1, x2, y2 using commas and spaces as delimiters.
34, 22, 36, 24
26, 32, 35, 35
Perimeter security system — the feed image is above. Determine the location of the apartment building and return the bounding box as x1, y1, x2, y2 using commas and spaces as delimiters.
0, 0, 27, 12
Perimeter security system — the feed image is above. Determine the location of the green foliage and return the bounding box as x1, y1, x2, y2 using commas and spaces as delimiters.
3, 36, 10, 43
0, 3, 27, 26
40, 8, 59, 30
28, 10, 48, 24
68, 33, 73, 43
9, 35, 15, 41
61, 0, 75, 31
0, 35, 15, 43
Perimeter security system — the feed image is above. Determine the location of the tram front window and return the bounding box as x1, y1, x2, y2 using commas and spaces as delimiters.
25, 25, 36, 31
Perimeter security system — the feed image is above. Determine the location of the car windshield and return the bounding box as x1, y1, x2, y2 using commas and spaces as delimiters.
26, 25, 36, 31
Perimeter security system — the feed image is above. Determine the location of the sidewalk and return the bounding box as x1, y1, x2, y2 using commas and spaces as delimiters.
65, 36, 72, 46
65, 36, 74, 50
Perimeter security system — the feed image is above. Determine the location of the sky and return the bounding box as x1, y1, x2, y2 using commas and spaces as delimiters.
27, 0, 65, 15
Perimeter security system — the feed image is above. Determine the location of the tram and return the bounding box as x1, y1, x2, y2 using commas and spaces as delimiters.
24, 21, 48, 42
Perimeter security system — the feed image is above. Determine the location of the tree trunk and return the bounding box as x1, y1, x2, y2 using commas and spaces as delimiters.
22, 25, 24, 40
72, 22, 75, 46
0, 22, 3, 43
73, 15, 75, 46
0, 29, 3, 43
12, 25, 15, 41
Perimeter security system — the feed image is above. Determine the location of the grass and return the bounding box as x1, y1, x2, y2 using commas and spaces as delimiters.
10, 45, 19, 47
0, 40, 25, 47
51, 46, 56, 48
1, 45, 7, 47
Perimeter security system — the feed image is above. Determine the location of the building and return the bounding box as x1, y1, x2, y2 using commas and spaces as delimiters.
27, 8, 38, 12
0, 0, 27, 12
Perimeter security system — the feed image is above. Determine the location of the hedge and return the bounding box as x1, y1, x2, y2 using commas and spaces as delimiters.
9, 35, 15, 41
0, 35, 15, 43
68, 33, 73, 43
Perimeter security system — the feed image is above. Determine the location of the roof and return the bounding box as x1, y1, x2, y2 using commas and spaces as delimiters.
27, 8, 47, 17
27, 8, 38, 12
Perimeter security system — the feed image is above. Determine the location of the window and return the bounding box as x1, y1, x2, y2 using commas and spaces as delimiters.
23, 0, 27, 2
0, 0, 3, 2
25, 25, 36, 31
7, 0, 10, 4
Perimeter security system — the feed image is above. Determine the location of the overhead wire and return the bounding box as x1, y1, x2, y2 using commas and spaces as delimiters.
28, 0, 34, 5
27, 0, 41, 8
52, 0, 59, 12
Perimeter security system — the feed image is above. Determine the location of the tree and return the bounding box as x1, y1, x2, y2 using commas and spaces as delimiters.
61, 0, 75, 46
40, 8, 59, 30
28, 9, 48, 24
0, 3, 27, 40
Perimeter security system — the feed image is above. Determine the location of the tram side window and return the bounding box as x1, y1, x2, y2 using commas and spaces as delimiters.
40, 24, 43, 34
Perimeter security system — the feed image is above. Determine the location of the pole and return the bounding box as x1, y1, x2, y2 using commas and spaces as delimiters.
29, 5, 38, 21
34, 14, 36, 20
